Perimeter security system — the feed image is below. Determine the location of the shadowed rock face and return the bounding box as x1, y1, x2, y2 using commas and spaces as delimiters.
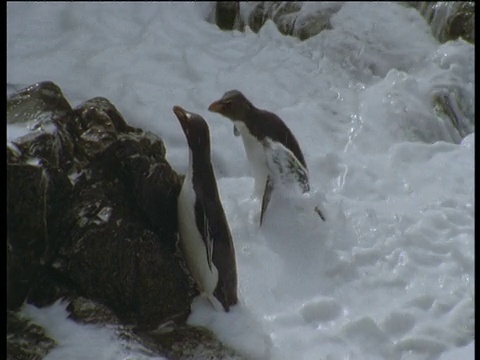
210, 1, 341, 40
7, 310, 56, 360
7, 81, 243, 359
7, 81, 230, 358
406, 1, 475, 44
211, 1, 243, 31
7, 82, 239, 360
65, 297, 243, 359
210, 2, 475, 44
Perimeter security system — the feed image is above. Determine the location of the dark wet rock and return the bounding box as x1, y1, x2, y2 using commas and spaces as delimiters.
67, 296, 123, 325
26, 267, 80, 309
62, 206, 192, 326
6, 80, 241, 359
247, 2, 302, 34
97, 131, 182, 242
249, 2, 341, 41
210, 2, 342, 40
8, 87, 77, 171
7, 81, 72, 127
7, 81, 194, 326
137, 325, 243, 360
7, 81, 239, 358
7, 163, 50, 310
70, 97, 137, 164
402, 2, 474, 44
211, 2, 474, 45
211, 1, 244, 31
445, 2, 475, 44
432, 88, 474, 140
291, 5, 341, 41
66, 297, 243, 359
7, 310, 56, 360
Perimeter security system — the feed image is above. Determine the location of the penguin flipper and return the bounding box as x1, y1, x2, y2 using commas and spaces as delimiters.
195, 200, 214, 272
260, 176, 274, 226
284, 147, 310, 193
205, 214, 214, 272
263, 138, 310, 193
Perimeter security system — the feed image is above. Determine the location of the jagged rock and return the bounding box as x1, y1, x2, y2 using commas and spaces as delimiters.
137, 325, 243, 360
7, 82, 77, 170
7, 81, 222, 359
6, 80, 242, 358
65, 297, 244, 359
7, 310, 56, 360
402, 2, 474, 44
211, 1, 244, 31
7, 156, 75, 310
249, 2, 341, 40
7, 81, 195, 326
210, 2, 342, 40
212, 2, 475, 44
432, 88, 474, 141
7, 163, 47, 310
444, 2, 475, 44
67, 296, 124, 325
7, 81, 72, 127
247, 2, 301, 34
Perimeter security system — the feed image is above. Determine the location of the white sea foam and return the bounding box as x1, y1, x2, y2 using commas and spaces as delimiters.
8, 2, 474, 359
22, 300, 166, 360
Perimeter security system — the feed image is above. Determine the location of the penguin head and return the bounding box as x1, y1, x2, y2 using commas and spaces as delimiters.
208, 90, 253, 122
172, 105, 210, 155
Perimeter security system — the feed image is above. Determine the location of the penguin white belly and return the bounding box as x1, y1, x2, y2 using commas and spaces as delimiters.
234, 121, 268, 198
177, 176, 219, 296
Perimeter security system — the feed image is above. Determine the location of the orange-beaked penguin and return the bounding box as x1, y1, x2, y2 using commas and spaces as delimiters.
208, 90, 325, 225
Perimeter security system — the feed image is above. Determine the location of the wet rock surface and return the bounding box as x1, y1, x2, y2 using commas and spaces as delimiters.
7, 81, 72, 127
431, 89, 474, 141
406, 2, 475, 44
7, 310, 56, 360
138, 325, 243, 360
210, 1, 244, 31
7, 81, 241, 359
211, 2, 475, 44
210, 1, 341, 40
67, 297, 243, 359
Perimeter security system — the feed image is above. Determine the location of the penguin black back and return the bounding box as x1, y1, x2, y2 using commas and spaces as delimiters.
208, 90, 308, 171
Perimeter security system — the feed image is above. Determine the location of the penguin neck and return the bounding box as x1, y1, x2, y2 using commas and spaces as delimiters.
233, 106, 256, 135
233, 121, 269, 198
187, 149, 216, 195
232, 107, 273, 150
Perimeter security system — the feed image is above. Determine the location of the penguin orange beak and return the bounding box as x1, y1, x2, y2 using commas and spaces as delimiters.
208, 100, 225, 114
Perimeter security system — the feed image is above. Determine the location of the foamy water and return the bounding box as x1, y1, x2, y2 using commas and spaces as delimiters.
8, 2, 474, 359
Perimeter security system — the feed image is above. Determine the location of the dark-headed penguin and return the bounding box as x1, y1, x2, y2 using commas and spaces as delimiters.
208, 90, 325, 225
173, 105, 238, 311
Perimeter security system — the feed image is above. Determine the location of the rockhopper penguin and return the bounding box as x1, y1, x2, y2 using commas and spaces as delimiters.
208, 90, 325, 225
173, 105, 238, 312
